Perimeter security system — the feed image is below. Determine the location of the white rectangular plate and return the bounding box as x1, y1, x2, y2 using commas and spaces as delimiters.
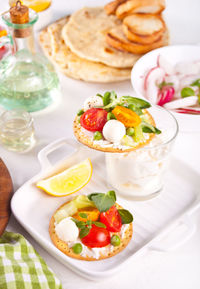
11, 138, 200, 280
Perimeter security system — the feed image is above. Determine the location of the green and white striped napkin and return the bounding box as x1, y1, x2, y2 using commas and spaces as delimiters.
0, 231, 63, 289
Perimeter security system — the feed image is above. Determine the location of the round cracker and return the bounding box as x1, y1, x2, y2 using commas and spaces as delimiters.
73, 110, 156, 153
49, 201, 133, 261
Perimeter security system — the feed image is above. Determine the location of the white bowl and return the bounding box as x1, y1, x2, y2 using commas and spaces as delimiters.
131, 45, 200, 132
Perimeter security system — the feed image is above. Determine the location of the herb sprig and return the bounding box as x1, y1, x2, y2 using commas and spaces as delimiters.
72, 213, 106, 238
88, 190, 116, 212
96, 91, 151, 111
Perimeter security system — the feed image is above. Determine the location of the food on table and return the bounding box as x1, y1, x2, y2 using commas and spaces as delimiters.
105, 0, 167, 54
39, 17, 132, 83
36, 159, 92, 197
61, 7, 140, 68
49, 191, 133, 260
39, 0, 169, 83
73, 91, 161, 153
106, 26, 168, 54
123, 14, 165, 44
115, 0, 166, 19
143, 55, 200, 114
104, 0, 127, 15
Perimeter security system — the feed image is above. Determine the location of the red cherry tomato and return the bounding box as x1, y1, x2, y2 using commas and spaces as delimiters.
80, 108, 107, 132
81, 225, 110, 248
100, 206, 122, 232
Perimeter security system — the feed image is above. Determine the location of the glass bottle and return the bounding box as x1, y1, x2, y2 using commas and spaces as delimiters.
0, 3, 59, 112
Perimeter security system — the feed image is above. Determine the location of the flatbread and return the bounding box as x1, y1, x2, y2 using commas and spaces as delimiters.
39, 17, 131, 83
73, 110, 156, 153
49, 201, 133, 261
62, 7, 141, 68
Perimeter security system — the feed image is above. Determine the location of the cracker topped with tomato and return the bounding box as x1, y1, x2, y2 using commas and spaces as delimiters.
73, 91, 162, 153
49, 191, 133, 260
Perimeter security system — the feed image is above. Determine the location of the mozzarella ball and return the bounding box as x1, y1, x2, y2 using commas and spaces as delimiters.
103, 120, 126, 143
83, 96, 103, 111
55, 217, 79, 242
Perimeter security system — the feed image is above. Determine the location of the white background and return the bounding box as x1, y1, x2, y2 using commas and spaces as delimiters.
1, 0, 200, 288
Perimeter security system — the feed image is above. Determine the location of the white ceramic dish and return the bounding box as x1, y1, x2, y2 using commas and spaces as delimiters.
11, 138, 200, 280
131, 45, 200, 132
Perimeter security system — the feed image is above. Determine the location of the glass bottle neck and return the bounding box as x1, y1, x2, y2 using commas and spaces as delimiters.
12, 27, 35, 54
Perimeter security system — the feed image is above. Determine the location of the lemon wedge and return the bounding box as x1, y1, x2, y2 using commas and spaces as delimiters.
36, 159, 92, 197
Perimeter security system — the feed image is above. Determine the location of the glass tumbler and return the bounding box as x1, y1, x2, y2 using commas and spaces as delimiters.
105, 105, 179, 200
0, 109, 35, 152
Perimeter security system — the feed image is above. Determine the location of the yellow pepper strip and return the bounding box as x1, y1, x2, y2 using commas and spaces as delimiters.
112, 106, 141, 128
72, 207, 100, 222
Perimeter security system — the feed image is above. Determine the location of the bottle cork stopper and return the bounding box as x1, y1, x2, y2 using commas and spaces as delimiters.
9, 1, 30, 38
10, 1, 29, 24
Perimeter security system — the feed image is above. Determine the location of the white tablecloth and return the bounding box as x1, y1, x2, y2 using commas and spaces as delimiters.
1, 0, 200, 288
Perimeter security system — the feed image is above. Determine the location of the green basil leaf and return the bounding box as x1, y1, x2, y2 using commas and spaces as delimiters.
86, 220, 92, 226
181, 87, 195, 98
88, 191, 116, 212
96, 93, 103, 98
79, 213, 88, 219
118, 209, 133, 224
75, 221, 86, 229
107, 190, 116, 201
122, 96, 151, 109
103, 91, 111, 106
191, 79, 200, 87
79, 227, 90, 238
87, 193, 101, 201
128, 104, 143, 115
93, 221, 106, 228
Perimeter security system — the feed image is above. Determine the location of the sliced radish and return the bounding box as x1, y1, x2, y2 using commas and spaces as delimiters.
163, 96, 198, 109
144, 66, 165, 103
157, 54, 175, 75
174, 107, 200, 114
157, 86, 175, 106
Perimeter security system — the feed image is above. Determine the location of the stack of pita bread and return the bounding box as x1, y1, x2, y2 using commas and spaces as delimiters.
39, 0, 168, 83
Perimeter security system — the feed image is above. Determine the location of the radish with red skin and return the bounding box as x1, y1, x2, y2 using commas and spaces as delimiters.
174, 107, 200, 114
157, 86, 175, 106
144, 66, 165, 103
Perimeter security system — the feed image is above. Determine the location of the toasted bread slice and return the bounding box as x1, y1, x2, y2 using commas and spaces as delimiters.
49, 201, 133, 261
106, 25, 169, 55
123, 14, 166, 44
123, 14, 165, 36
104, 0, 127, 15
116, 0, 166, 19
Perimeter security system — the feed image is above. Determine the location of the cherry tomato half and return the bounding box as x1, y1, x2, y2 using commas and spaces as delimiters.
81, 225, 110, 248
80, 108, 108, 132
100, 206, 122, 232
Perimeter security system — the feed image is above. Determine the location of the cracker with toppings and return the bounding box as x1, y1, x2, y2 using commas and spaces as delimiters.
73, 91, 161, 153
49, 193, 133, 261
